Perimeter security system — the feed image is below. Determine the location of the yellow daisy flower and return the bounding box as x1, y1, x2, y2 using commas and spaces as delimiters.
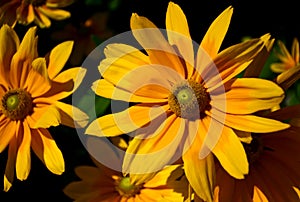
86, 2, 289, 201
271, 38, 299, 73
63, 138, 189, 202
0, 25, 88, 191
0, 0, 73, 28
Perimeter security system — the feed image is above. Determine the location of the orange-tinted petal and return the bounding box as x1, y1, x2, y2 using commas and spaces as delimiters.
200, 6, 233, 59
38, 7, 70, 20
211, 78, 285, 114
24, 68, 51, 98
47, 41, 74, 79
92, 79, 167, 103
130, 13, 186, 77
10, 26, 38, 88
31, 128, 64, 174
54, 101, 89, 128
16, 121, 31, 180
3, 133, 17, 192
85, 104, 169, 137
123, 114, 184, 184
0, 119, 16, 153
0, 25, 19, 86
166, 2, 194, 78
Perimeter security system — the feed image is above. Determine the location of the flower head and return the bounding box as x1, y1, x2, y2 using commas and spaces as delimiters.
0, 0, 73, 28
0, 24, 88, 191
85, 2, 289, 201
63, 137, 189, 202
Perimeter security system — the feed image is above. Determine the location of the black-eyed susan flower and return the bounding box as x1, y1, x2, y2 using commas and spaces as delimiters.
0, 0, 73, 28
0, 25, 88, 191
63, 137, 189, 202
271, 38, 299, 73
213, 126, 300, 202
85, 2, 289, 201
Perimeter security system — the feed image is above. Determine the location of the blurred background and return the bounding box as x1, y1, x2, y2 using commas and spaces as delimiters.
0, 0, 299, 201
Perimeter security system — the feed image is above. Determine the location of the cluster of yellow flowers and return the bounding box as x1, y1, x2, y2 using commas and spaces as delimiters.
0, 1, 300, 202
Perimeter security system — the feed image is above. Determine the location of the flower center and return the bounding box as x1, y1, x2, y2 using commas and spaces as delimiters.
168, 79, 210, 119
115, 176, 141, 197
1, 89, 33, 121
25, 0, 46, 6
242, 135, 264, 164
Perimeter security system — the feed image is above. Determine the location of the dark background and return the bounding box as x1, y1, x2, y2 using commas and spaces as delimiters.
0, 0, 299, 201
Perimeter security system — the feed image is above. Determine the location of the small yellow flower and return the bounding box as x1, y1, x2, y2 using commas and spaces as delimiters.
271, 38, 299, 73
0, 25, 88, 191
0, 0, 73, 28
86, 2, 289, 201
63, 138, 189, 202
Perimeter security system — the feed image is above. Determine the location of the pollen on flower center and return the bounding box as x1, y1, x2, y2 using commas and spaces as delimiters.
242, 135, 264, 164
168, 79, 210, 119
114, 176, 141, 197
1, 89, 33, 121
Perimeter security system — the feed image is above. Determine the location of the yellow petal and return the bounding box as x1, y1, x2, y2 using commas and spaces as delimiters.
55, 101, 89, 128
47, 41, 74, 79
0, 119, 16, 153
85, 104, 169, 137
276, 64, 300, 90
33, 105, 60, 128
130, 13, 186, 77
183, 151, 215, 202
10, 26, 38, 88
166, 2, 194, 78
200, 6, 233, 58
38, 7, 71, 20
212, 78, 285, 114
45, 67, 87, 100
32, 57, 50, 82
24, 68, 51, 98
3, 134, 18, 192
0, 24, 19, 86
34, 10, 51, 28
123, 115, 184, 184
212, 124, 248, 179
270, 63, 287, 73
31, 128, 64, 174
208, 108, 290, 133
253, 186, 269, 202
92, 79, 167, 103
16, 121, 31, 180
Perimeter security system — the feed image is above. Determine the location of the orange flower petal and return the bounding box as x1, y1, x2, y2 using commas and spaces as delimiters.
24, 68, 51, 98
200, 6, 233, 59
31, 128, 64, 175
0, 25, 19, 87
85, 103, 169, 137
4, 133, 18, 192
10, 26, 38, 88
38, 7, 70, 20
55, 101, 89, 128
130, 13, 186, 77
0, 119, 16, 153
92, 79, 167, 103
166, 2, 194, 78
16, 121, 31, 180
123, 115, 184, 184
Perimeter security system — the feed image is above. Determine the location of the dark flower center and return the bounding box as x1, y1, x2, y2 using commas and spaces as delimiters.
1, 89, 33, 120
115, 176, 142, 197
168, 79, 210, 119
242, 135, 264, 164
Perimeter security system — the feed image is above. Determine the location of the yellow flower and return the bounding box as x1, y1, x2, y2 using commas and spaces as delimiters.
271, 38, 299, 73
0, 0, 73, 28
63, 138, 189, 202
86, 2, 289, 201
0, 25, 88, 191
213, 126, 300, 202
